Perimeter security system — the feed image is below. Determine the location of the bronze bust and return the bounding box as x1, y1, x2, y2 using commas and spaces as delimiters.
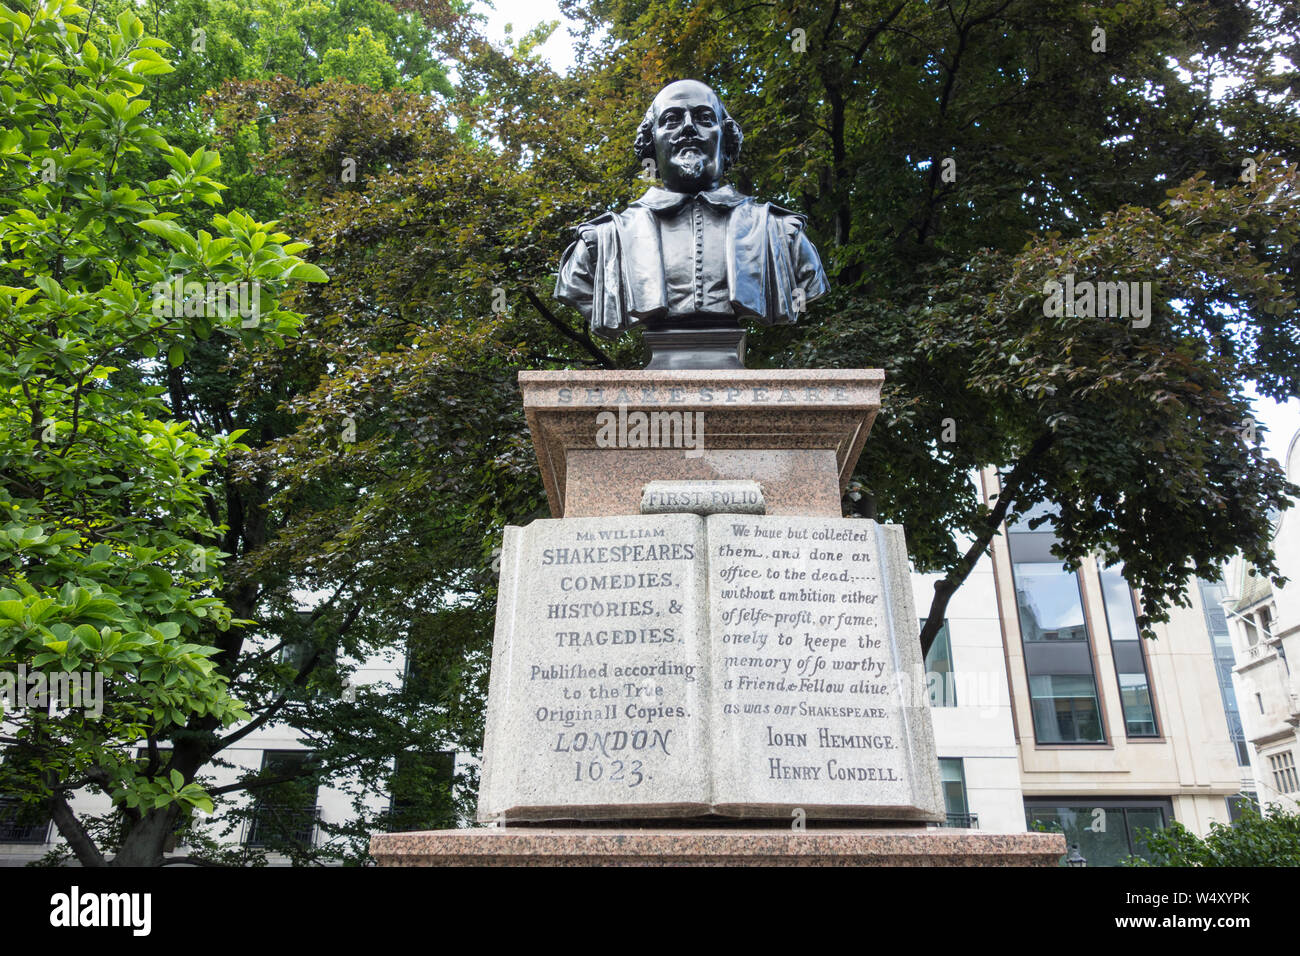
554, 80, 830, 368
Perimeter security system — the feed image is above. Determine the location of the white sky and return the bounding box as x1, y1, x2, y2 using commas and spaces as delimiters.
1249, 391, 1300, 468
475, 0, 580, 73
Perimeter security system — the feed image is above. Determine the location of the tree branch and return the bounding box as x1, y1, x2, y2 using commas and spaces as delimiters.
217, 601, 363, 750
47, 791, 106, 867
524, 288, 615, 368
918, 431, 1055, 657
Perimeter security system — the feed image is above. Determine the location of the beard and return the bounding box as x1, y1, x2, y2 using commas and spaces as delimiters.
668, 145, 710, 186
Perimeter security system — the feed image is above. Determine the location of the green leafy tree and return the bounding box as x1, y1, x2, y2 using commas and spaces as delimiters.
0, 0, 485, 867
1124, 804, 1300, 866
1, 0, 480, 868
0, 0, 324, 865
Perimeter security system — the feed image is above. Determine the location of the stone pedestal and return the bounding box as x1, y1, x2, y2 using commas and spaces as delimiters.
519, 369, 883, 518
371, 366, 1030, 865
370, 828, 1068, 867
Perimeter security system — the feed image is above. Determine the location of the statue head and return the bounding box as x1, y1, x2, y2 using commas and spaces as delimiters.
634, 80, 744, 193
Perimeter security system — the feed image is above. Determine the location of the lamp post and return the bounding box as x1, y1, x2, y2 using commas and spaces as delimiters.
1066, 843, 1088, 867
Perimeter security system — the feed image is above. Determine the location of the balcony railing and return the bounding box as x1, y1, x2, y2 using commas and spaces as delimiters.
941, 812, 980, 829
0, 801, 50, 844
243, 805, 320, 848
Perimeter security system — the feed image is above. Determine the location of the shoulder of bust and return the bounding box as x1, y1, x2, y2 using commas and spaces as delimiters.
763, 201, 809, 222
570, 212, 617, 246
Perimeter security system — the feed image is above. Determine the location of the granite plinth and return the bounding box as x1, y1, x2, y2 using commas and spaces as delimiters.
370, 828, 1068, 867
519, 370, 883, 518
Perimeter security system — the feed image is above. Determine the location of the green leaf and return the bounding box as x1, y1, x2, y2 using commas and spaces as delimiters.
136, 219, 198, 255
285, 262, 328, 283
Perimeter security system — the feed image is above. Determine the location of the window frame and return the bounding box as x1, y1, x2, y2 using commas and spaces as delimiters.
1023, 796, 1173, 866
1007, 531, 1107, 746
1097, 561, 1160, 739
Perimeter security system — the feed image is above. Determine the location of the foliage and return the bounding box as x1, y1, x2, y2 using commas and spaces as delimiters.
1124, 804, 1300, 866
0, 0, 323, 865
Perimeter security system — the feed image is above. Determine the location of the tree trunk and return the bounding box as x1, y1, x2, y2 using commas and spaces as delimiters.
109, 807, 181, 867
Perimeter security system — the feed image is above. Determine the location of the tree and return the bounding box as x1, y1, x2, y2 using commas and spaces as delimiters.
1124, 804, 1300, 866
0, 0, 324, 865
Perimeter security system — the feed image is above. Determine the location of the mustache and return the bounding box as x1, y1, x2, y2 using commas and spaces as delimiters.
671, 137, 708, 152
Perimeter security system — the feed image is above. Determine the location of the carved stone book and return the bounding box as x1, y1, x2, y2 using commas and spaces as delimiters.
477, 513, 943, 822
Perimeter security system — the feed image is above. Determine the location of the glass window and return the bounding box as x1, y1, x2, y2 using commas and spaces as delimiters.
1124, 808, 1165, 859
1013, 562, 1090, 642
246, 751, 319, 849
0, 798, 49, 844
1025, 799, 1171, 866
1009, 522, 1105, 744
1258, 607, 1272, 637
1199, 580, 1250, 762
389, 750, 458, 832
922, 618, 956, 707
1028, 674, 1104, 743
1099, 563, 1157, 737
938, 758, 976, 828
1269, 752, 1299, 794
0, 749, 50, 843
1227, 793, 1258, 824
1244, 618, 1259, 646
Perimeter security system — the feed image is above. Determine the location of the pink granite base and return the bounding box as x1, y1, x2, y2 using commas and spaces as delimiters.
519, 370, 884, 518
564, 447, 843, 516
370, 828, 1067, 867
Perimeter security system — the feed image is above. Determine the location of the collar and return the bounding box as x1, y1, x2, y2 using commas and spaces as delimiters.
631, 183, 750, 212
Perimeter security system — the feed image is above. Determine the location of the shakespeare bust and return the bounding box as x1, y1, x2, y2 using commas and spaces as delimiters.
554, 79, 830, 369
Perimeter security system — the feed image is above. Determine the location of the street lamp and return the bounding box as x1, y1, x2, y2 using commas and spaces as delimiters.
1066, 843, 1088, 867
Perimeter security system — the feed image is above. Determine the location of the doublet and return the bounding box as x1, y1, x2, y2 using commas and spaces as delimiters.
555, 184, 829, 338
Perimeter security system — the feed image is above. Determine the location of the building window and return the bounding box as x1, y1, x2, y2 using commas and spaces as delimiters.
278, 614, 340, 699
1257, 606, 1273, 638
1226, 793, 1258, 824
1025, 798, 1171, 866
245, 751, 320, 849
922, 618, 956, 707
1268, 751, 1299, 794
403, 643, 446, 704
1009, 519, 1104, 744
1098, 563, 1158, 737
937, 758, 977, 828
0, 798, 49, 844
388, 750, 458, 832
1244, 618, 1259, 646
0, 749, 50, 843
1197, 579, 1250, 766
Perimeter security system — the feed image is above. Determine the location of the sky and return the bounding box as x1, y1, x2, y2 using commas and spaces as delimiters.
1248, 390, 1300, 469
470, 1, 1300, 472
475, 0, 581, 73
